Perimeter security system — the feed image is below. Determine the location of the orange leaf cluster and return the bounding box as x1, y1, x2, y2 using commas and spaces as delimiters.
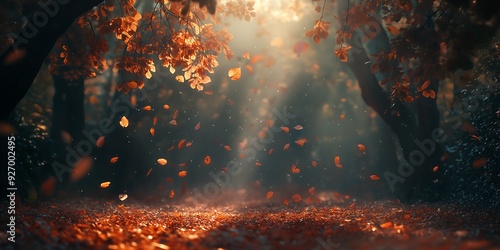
305, 20, 330, 44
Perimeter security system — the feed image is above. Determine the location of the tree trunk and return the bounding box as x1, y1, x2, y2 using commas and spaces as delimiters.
50, 70, 85, 153
0, 0, 103, 121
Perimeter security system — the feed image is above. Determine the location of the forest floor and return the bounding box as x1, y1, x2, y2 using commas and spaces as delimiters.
1, 193, 500, 250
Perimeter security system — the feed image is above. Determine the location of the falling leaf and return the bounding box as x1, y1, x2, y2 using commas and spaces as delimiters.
308, 187, 315, 196
295, 138, 308, 147
110, 156, 119, 164
178, 139, 186, 149
223, 145, 231, 151
194, 122, 201, 130
186, 141, 192, 147
334, 156, 342, 168
266, 191, 274, 199
142, 105, 152, 111
293, 125, 304, 130
179, 162, 188, 167
255, 161, 262, 166
293, 42, 309, 56
157, 158, 168, 166
153, 116, 158, 125
357, 144, 366, 151
228, 67, 242, 80
40, 177, 57, 197
173, 110, 179, 119
146, 168, 152, 177
472, 157, 487, 168
268, 148, 275, 155
311, 160, 317, 167
169, 120, 177, 125
245, 65, 254, 73
150, 128, 155, 136
119, 116, 129, 128
169, 190, 175, 198
163, 104, 170, 110
283, 198, 289, 206
419, 80, 430, 91
118, 194, 128, 201
433, 166, 439, 172
292, 194, 302, 203
242, 51, 250, 59
280, 126, 290, 133
96, 136, 105, 148
471, 135, 481, 141
370, 175, 380, 180
70, 156, 93, 181
100, 182, 111, 188
291, 165, 300, 174
178, 171, 187, 177
283, 143, 290, 151
204, 155, 211, 165
204, 90, 213, 95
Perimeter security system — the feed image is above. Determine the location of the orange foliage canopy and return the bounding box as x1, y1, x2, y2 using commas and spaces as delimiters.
45, 0, 256, 93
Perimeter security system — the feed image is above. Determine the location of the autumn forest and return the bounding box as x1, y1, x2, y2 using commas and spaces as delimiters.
0, 0, 499, 249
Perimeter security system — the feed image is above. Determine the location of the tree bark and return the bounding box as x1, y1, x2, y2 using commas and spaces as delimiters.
0, 0, 103, 121
50, 70, 85, 153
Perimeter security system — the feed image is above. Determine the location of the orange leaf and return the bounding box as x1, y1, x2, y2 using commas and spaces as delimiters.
194, 122, 201, 130
334, 156, 342, 168
157, 158, 168, 166
420, 80, 430, 91
308, 187, 315, 196
100, 181, 111, 188
380, 221, 393, 229
370, 175, 380, 180
178, 171, 187, 177
119, 116, 129, 128
169, 190, 175, 198
283, 198, 289, 206
357, 144, 366, 151
142, 105, 152, 111
266, 191, 273, 199
178, 139, 186, 149
204, 155, 211, 165
280, 126, 290, 133
311, 160, 317, 167
293, 125, 304, 130
292, 194, 302, 203
283, 143, 290, 151
223, 145, 231, 151
228, 67, 242, 80
110, 156, 119, 164
149, 127, 155, 136
96, 136, 105, 148
432, 166, 439, 172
